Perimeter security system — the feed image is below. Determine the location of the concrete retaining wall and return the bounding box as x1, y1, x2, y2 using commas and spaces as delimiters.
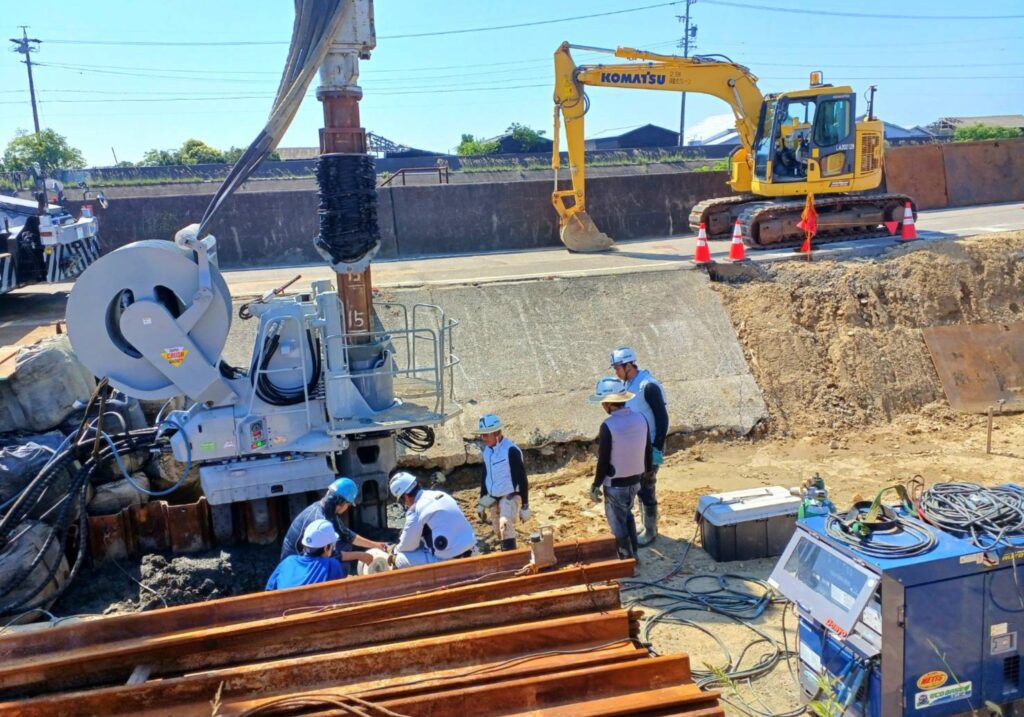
221, 267, 769, 468
66, 171, 733, 269
884, 137, 1024, 210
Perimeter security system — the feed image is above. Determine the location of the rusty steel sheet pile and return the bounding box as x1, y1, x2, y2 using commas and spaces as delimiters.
0, 535, 722, 717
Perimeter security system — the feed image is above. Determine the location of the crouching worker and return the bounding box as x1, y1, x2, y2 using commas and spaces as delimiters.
474, 413, 530, 551
266, 519, 344, 590
389, 471, 477, 569
588, 377, 651, 560
281, 477, 386, 569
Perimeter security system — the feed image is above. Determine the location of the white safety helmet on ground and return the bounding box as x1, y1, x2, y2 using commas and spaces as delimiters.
610, 346, 638, 367
389, 471, 419, 499
472, 413, 503, 435
587, 377, 635, 404
301, 518, 340, 549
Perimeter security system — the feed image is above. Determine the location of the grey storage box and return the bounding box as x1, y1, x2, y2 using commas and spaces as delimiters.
697, 486, 800, 562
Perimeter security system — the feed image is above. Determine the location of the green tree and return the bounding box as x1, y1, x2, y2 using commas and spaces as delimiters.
953, 123, 1022, 142
456, 133, 500, 156
178, 138, 226, 165
140, 148, 181, 166
2, 129, 86, 174
223, 146, 281, 164
505, 122, 547, 152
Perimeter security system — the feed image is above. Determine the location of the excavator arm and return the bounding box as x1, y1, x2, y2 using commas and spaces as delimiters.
551, 42, 764, 251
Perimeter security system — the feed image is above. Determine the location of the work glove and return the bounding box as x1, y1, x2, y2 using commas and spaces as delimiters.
590, 485, 602, 503
652, 448, 664, 466
520, 507, 532, 522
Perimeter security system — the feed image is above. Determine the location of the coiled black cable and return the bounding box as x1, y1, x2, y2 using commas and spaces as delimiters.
396, 426, 435, 452
918, 482, 1024, 548
251, 327, 322, 407
825, 512, 936, 558
314, 153, 380, 267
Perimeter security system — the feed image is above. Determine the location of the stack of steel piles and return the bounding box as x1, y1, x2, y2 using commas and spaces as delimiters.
0, 535, 722, 717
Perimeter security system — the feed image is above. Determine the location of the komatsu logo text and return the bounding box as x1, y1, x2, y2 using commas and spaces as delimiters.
600, 72, 666, 86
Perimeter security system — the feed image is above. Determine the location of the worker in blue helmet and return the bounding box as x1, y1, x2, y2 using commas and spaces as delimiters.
280, 477, 386, 569
610, 346, 668, 547
265, 519, 345, 590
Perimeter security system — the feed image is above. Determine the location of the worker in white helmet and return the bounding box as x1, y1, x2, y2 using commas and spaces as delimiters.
265, 519, 345, 590
389, 471, 477, 569
610, 346, 668, 547
473, 414, 531, 551
588, 377, 651, 560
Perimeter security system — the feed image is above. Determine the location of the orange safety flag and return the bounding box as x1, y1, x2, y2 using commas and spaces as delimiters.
796, 193, 817, 255
796, 193, 817, 237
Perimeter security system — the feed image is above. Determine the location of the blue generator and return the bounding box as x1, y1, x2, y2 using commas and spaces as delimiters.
769, 492, 1024, 717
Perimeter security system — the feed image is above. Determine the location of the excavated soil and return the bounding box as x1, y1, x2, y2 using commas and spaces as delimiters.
714, 232, 1024, 435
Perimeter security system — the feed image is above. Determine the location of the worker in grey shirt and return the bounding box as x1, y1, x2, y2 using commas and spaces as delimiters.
610, 346, 668, 546
588, 377, 652, 560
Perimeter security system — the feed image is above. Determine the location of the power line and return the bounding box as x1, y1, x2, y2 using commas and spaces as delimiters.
701, 0, 1024, 20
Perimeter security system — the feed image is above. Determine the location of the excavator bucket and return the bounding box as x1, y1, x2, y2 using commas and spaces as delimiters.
560, 212, 614, 252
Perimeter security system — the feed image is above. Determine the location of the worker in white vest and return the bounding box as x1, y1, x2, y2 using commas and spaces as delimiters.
587, 377, 652, 560
473, 414, 531, 551
389, 471, 477, 569
610, 346, 668, 547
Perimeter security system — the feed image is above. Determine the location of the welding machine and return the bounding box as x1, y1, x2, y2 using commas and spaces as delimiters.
769, 485, 1024, 717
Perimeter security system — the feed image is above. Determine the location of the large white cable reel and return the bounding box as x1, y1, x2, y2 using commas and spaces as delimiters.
66, 229, 235, 405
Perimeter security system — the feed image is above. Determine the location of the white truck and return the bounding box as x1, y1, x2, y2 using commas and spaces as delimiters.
0, 182, 104, 294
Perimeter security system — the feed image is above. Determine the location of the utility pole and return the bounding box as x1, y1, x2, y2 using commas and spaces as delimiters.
676, 0, 697, 147
10, 27, 42, 134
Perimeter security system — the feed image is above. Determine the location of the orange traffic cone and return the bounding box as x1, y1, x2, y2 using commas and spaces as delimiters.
728, 220, 747, 262
898, 202, 917, 241
693, 223, 712, 264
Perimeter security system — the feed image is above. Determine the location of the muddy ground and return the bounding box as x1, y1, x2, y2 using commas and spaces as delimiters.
50, 232, 1024, 716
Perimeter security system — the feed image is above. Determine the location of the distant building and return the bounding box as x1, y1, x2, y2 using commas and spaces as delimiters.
277, 147, 319, 160
926, 115, 1024, 140
689, 117, 937, 148
585, 124, 679, 150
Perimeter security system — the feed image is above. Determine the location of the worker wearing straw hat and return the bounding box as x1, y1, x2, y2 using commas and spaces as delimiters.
473, 413, 531, 551
588, 377, 651, 560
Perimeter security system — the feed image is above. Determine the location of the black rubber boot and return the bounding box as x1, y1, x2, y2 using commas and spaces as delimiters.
638, 505, 659, 547
500, 538, 518, 551
615, 536, 634, 560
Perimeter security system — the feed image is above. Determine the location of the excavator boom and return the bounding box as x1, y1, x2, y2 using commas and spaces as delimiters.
551, 42, 900, 252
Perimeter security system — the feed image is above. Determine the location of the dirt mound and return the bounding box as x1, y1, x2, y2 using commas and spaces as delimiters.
53, 544, 280, 616
715, 233, 1024, 434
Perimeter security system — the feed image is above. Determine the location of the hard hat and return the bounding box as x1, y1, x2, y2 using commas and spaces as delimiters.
327, 477, 359, 504
472, 413, 503, 435
588, 377, 635, 404
389, 471, 419, 499
609, 346, 638, 367
301, 519, 340, 549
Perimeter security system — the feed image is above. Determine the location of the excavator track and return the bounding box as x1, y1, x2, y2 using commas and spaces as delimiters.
688, 195, 758, 240
689, 193, 914, 249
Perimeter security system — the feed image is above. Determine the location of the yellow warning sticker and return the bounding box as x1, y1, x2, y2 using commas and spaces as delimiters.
160, 347, 188, 367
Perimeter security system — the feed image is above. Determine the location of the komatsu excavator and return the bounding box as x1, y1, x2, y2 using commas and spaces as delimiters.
551, 43, 914, 252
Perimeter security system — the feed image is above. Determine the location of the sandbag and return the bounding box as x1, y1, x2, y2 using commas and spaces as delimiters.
9, 337, 95, 432
0, 432, 71, 521
88, 473, 150, 515
0, 380, 28, 435
0, 519, 70, 618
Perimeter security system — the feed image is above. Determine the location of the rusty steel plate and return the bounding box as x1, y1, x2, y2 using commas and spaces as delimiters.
922, 322, 1024, 413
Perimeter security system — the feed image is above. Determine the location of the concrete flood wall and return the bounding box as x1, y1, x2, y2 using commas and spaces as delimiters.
883, 137, 1024, 210
64, 171, 733, 269
223, 266, 767, 468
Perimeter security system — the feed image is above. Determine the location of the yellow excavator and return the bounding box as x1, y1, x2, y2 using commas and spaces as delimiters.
551, 42, 914, 252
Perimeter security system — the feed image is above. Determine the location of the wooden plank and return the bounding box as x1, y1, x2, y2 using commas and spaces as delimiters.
0, 611, 633, 717
923, 322, 1024, 413
0, 535, 620, 661
0, 581, 624, 696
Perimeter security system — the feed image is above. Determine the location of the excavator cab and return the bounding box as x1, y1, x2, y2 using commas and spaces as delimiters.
751, 83, 858, 193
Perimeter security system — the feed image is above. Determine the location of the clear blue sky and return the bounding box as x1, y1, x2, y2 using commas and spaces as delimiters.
1, 0, 1022, 166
